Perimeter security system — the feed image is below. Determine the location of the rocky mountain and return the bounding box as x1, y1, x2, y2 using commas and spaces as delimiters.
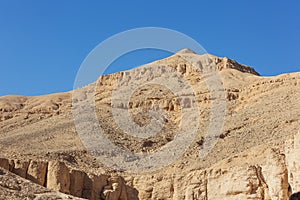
0, 49, 299, 199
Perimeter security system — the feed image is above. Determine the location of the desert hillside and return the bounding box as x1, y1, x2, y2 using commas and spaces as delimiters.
0, 49, 299, 200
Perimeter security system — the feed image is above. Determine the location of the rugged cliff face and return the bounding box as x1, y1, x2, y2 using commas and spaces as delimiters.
0, 167, 85, 200
128, 132, 300, 200
0, 158, 137, 199
0, 50, 299, 199
0, 133, 299, 199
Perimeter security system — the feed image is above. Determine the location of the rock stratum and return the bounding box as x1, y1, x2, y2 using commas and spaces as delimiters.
0, 49, 299, 199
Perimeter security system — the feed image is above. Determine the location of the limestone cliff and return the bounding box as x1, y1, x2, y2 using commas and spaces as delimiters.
0, 50, 299, 199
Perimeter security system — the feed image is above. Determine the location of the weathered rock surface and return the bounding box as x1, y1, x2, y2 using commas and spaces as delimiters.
0, 157, 138, 200
0, 50, 299, 199
12, 160, 29, 178
0, 167, 85, 200
47, 160, 71, 194
124, 132, 299, 200
285, 132, 300, 194
26, 160, 47, 186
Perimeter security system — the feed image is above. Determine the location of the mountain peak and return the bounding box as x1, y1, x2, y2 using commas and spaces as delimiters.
176, 48, 197, 54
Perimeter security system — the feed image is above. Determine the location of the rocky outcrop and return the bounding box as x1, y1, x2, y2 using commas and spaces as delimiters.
131, 166, 266, 200
102, 176, 131, 200
126, 132, 300, 200
47, 160, 71, 194
262, 149, 289, 200
0, 158, 138, 200
70, 169, 85, 197
286, 131, 300, 194
12, 160, 29, 178
26, 160, 48, 186
0, 167, 85, 200
213, 56, 260, 76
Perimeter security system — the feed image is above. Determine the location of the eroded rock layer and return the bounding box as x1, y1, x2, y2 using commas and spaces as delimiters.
0, 50, 299, 199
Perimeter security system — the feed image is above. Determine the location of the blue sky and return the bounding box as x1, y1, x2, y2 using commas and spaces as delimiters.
0, 1, 299, 96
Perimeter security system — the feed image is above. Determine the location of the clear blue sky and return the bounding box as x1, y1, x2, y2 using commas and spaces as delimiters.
0, 1, 299, 96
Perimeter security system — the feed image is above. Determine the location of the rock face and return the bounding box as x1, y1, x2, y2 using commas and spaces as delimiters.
124, 133, 300, 200
70, 169, 85, 197
102, 176, 131, 200
26, 160, 47, 186
12, 160, 29, 178
0, 50, 299, 199
262, 149, 289, 200
0, 167, 85, 200
0, 158, 138, 200
47, 160, 71, 194
4, 146, 298, 200
285, 132, 300, 194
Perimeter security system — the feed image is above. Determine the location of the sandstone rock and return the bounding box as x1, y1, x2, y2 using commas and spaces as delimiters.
285, 132, 300, 193
70, 169, 85, 197
46, 161, 70, 194
207, 166, 261, 200
12, 160, 29, 178
82, 173, 93, 199
0, 167, 85, 200
26, 160, 48, 186
181, 170, 207, 200
0, 158, 9, 170
8, 159, 14, 172
262, 148, 289, 200
103, 176, 129, 200
90, 174, 108, 200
